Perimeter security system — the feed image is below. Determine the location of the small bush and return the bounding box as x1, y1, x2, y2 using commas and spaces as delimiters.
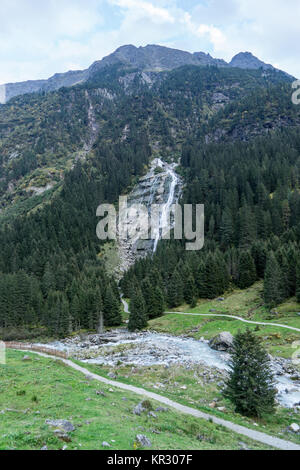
141, 400, 153, 410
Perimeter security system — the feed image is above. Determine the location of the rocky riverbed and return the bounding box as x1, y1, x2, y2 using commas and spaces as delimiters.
38, 329, 300, 409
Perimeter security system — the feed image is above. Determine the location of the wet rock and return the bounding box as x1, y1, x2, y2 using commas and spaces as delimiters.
136, 434, 152, 448
209, 332, 234, 351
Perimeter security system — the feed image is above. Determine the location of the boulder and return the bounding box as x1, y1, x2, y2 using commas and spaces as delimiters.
108, 372, 117, 379
136, 434, 152, 448
45, 419, 75, 433
289, 423, 300, 433
133, 402, 146, 416
102, 441, 111, 448
209, 332, 234, 351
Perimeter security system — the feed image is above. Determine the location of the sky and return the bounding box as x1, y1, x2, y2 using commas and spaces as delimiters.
0, 0, 299, 85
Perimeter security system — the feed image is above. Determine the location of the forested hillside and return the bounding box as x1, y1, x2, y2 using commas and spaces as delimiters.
122, 128, 300, 319
0, 56, 299, 338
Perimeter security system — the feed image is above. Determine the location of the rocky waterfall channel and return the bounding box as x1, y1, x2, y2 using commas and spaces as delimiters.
117, 158, 182, 274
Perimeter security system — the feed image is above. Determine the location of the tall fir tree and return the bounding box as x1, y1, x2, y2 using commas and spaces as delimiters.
237, 251, 257, 289
128, 288, 147, 331
264, 252, 284, 307
224, 329, 276, 417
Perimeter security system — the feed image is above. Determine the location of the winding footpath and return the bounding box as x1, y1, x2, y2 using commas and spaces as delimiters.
166, 312, 300, 333
15, 348, 300, 450
123, 297, 300, 332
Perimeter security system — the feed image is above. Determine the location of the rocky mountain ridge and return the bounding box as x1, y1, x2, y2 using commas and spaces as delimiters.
0, 44, 284, 104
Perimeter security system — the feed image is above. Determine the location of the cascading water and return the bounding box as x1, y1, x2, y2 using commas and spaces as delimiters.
153, 160, 180, 253
117, 158, 181, 273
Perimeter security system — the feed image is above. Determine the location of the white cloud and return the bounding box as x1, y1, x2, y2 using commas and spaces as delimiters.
112, 0, 175, 24
0, 0, 299, 84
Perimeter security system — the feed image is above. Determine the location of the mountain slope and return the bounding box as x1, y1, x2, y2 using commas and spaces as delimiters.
0, 45, 299, 338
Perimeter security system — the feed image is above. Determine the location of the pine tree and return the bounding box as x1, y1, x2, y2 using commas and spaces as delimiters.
149, 286, 165, 319
128, 288, 147, 331
237, 251, 257, 289
167, 269, 183, 308
223, 329, 276, 417
184, 274, 197, 305
103, 285, 122, 327
264, 252, 283, 307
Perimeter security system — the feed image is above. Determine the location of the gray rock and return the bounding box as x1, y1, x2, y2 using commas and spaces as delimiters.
22, 355, 31, 361
41, 446, 48, 451
108, 372, 117, 379
239, 441, 250, 450
45, 419, 75, 433
133, 402, 146, 416
136, 434, 152, 448
289, 423, 300, 433
102, 441, 111, 448
209, 332, 234, 351
54, 430, 72, 442
148, 411, 157, 418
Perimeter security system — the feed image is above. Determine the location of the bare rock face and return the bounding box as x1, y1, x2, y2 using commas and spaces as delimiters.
229, 52, 274, 70
209, 332, 234, 351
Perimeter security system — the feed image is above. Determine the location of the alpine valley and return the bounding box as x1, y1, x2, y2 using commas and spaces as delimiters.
0, 44, 300, 452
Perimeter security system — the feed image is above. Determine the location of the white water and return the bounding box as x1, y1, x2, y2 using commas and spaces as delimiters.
153, 159, 180, 252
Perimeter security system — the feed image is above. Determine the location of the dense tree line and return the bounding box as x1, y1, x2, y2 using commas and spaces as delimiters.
0, 134, 151, 338
123, 128, 300, 329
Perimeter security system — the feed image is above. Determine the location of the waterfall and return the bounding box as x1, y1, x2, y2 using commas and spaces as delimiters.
117, 158, 181, 273
153, 163, 179, 253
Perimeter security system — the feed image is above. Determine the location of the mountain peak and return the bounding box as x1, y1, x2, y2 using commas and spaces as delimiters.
230, 52, 274, 70
0, 45, 286, 104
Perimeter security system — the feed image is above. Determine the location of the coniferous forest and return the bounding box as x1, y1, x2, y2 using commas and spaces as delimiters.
0, 59, 300, 337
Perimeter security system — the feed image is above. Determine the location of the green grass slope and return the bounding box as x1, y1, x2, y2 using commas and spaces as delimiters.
0, 350, 271, 450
